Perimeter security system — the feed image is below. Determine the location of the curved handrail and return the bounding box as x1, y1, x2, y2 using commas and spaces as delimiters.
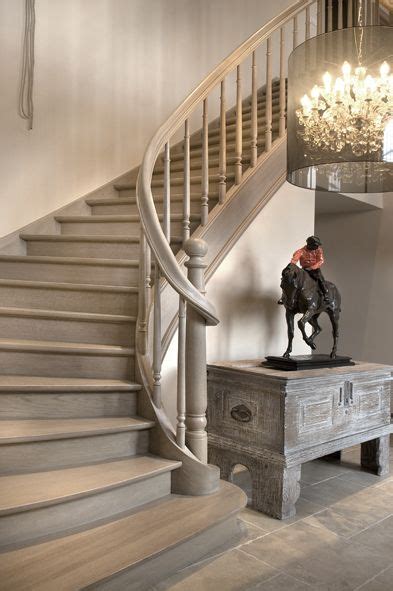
136, 0, 316, 325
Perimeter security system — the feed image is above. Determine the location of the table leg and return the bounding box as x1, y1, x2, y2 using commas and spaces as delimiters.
251, 461, 301, 520
361, 435, 390, 476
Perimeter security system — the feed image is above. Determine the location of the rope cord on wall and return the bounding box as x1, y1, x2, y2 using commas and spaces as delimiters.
19, 0, 35, 130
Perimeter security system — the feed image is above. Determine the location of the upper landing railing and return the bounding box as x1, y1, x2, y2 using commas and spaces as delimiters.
136, 0, 379, 466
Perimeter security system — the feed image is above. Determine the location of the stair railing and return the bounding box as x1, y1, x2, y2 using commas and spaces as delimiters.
136, 0, 347, 471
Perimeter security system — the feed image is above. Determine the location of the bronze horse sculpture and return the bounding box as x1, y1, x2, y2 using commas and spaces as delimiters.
280, 263, 341, 359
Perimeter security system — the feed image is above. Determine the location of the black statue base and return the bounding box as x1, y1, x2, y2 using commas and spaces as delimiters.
263, 354, 355, 371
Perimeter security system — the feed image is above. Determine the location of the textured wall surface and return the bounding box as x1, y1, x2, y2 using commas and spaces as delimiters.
0, 0, 294, 238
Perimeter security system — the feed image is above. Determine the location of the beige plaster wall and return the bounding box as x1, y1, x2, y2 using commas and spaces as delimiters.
161, 182, 315, 425
315, 195, 393, 366
0, 0, 294, 238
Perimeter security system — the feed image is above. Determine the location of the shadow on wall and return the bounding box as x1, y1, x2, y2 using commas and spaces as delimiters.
208, 251, 282, 361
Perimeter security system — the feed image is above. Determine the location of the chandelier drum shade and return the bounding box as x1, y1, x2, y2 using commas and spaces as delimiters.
287, 26, 393, 193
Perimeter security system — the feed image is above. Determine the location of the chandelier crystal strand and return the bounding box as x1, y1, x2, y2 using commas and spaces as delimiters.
296, 60, 393, 157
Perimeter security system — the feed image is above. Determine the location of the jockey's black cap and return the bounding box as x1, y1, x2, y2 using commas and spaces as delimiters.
306, 236, 322, 246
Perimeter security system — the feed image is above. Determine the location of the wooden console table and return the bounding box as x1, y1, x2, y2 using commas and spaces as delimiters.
207, 360, 392, 519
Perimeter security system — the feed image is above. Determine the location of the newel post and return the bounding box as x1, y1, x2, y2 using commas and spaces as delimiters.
184, 238, 209, 463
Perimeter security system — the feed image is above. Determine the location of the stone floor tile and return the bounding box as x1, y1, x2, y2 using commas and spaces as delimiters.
300, 475, 370, 506
355, 566, 393, 590
350, 515, 393, 559
301, 459, 348, 485
304, 507, 372, 539
152, 548, 279, 591
252, 572, 315, 590
240, 497, 325, 533
242, 520, 390, 590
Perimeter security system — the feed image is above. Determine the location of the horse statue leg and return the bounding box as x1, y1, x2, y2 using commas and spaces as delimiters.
308, 314, 322, 349
298, 310, 318, 350
327, 308, 340, 358
283, 309, 295, 358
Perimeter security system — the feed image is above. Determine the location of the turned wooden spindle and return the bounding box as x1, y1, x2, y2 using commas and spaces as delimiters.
265, 37, 272, 152
201, 98, 209, 225
218, 79, 227, 203
317, 0, 323, 34
176, 296, 186, 448
137, 230, 151, 356
152, 259, 162, 407
235, 65, 243, 184
375, 0, 380, 24
293, 14, 298, 49
328, 0, 333, 31
348, 0, 354, 26
338, 0, 344, 28
250, 51, 258, 167
163, 141, 171, 242
279, 28, 286, 138
184, 238, 209, 463
306, 6, 311, 38
183, 119, 191, 245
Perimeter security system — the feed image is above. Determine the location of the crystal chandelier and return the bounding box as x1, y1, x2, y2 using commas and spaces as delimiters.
296, 60, 393, 157
287, 11, 393, 193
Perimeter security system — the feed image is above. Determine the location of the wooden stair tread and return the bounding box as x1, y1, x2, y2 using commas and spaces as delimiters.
0, 306, 136, 324
0, 376, 141, 392
0, 254, 140, 268
88, 193, 219, 205
0, 278, 138, 293
0, 417, 154, 443
55, 213, 201, 223
20, 234, 141, 243
114, 171, 236, 191
0, 455, 181, 515
0, 337, 134, 355
0, 482, 245, 591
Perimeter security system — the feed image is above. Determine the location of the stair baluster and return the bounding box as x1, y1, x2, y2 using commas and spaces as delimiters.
348, 0, 354, 26
218, 79, 227, 203
250, 52, 258, 167
293, 14, 298, 48
201, 98, 209, 225
279, 28, 286, 138
338, 0, 344, 28
317, 0, 323, 33
137, 230, 151, 355
265, 37, 273, 152
328, 0, 333, 31
153, 261, 162, 407
374, 0, 379, 24
306, 5, 311, 38
163, 141, 171, 242
183, 119, 191, 245
235, 65, 243, 184
184, 238, 209, 463
176, 296, 186, 448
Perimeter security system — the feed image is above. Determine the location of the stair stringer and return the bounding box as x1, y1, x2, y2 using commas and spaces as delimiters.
136, 137, 286, 495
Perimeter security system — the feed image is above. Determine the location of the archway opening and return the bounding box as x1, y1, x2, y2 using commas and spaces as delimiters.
230, 464, 252, 506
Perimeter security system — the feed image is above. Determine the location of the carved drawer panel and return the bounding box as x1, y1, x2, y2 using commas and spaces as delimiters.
287, 378, 390, 450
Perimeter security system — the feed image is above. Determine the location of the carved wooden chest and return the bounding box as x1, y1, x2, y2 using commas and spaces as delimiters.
207, 360, 392, 519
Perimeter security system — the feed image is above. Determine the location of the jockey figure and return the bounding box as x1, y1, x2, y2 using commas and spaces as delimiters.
279, 236, 329, 304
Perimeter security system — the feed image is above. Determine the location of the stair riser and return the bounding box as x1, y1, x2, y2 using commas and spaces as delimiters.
89, 199, 215, 216
0, 315, 134, 347
0, 260, 138, 287
25, 240, 141, 260
190, 121, 280, 148
0, 285, 137, 315
0, 430, 150, 474
0, 472, 171, 551
0, 391, 137, 419
0, 350, 134, 380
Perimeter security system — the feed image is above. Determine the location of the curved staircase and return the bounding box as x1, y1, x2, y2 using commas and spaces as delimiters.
0, 0, 337, 588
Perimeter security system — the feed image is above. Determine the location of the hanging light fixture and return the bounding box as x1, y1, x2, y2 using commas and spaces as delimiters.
287, 4, 393, 193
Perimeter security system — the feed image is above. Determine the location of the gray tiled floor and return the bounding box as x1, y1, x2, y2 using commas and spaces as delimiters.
155, 441, 393, 590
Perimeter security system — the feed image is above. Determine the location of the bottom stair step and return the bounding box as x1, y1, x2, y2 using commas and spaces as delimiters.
0, 455, 181, 550
0, 481, 246, 591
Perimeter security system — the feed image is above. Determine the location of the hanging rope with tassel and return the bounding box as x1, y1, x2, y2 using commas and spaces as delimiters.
19, 0, 36, 130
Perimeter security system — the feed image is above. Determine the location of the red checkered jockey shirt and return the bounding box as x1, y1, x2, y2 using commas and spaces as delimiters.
291, 246, 324, 270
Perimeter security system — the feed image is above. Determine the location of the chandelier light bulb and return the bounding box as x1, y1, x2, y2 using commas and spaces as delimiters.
296, 59, 393, 158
